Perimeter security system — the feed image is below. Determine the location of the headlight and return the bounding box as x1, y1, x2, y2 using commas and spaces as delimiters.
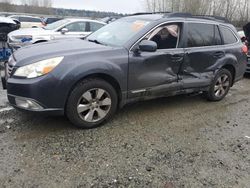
14, 57, 64, 78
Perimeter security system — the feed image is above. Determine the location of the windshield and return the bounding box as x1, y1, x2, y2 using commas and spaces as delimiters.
44, 19, 70, 30
87, 19, 150, 47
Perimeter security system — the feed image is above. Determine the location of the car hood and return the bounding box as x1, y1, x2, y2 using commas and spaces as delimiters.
9, 27, 53, 37
13, 38, 113, 66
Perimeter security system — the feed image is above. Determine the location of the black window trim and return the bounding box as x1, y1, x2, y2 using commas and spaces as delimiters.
184, 22, 239, 50
129, 21, 184, 52
214, 25, 223, 46
129, 21, 240, 52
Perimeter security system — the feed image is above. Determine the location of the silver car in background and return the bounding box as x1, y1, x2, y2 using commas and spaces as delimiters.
8, 18, 106, 49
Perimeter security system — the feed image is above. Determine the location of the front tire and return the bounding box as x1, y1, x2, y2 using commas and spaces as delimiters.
66, 78, 118, 129
206, 69, 233, 101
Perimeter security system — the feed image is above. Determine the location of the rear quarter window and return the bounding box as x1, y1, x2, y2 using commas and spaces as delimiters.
220, 26, 238, 44
187, 23, 222, 47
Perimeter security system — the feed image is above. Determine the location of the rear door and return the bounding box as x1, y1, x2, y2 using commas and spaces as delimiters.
88, 22, 105, 33
128, 22, 185, 98
180, 22, 224, 88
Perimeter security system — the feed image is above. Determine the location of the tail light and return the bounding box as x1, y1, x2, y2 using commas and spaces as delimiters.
242, 44, 248, 55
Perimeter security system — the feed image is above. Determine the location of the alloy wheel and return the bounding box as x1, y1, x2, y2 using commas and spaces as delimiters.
77, 88, 112, 123
214, 74, 230, 98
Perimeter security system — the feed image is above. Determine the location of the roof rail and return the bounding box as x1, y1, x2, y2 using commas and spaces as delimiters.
193, 15, 229, 23
164, 12, 192, 18
131, 12, 171, 16
164, 13, 229, 23
130, 12, 229, 23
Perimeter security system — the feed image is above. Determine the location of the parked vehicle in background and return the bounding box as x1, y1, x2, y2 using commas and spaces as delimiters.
238, 23, 250, 73
238, 31, 245, 40
2, 13, 247, 129
41, 17, 63, 26
100, 16, 121, 24
0, 17, 20, 42
8, 15, 42, 28
8, 18, 106, 50
0, 17, 20, 89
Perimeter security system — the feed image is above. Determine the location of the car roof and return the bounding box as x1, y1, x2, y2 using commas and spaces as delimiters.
65, 18, 106, 24
125, 13, 231, 25
0, 16, 16, 24
8, 15, 40, 19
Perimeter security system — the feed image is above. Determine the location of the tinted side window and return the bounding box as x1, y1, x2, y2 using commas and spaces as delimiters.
19, 17, 29, 22
30, 17, 41, 23
220, 26, 238, 44
89, 22, 104, 32
19, 17, 40, 22
64, 22, 86, 32
187, 23, 220, 47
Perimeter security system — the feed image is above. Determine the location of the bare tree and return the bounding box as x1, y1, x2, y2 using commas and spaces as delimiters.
144, 0, 250, 25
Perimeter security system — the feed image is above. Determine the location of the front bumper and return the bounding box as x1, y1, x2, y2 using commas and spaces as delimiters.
7, 75, 66, 115
8, 94, 64, 115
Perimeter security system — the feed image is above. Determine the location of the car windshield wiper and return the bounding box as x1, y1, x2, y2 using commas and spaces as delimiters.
87, 39, 105, 45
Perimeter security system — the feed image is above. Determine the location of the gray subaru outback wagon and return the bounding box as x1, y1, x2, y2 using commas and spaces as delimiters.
2, 13, 247, 128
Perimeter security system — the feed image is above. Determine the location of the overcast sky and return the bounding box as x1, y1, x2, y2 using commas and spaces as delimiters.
52, 0, 145, 14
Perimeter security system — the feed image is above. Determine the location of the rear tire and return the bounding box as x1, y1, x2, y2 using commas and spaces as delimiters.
206, 69, 232, 101
66, 78, 118, 129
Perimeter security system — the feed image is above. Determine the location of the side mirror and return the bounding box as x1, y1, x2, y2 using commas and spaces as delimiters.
139, 40, 157, 52
61, 28, 68, 34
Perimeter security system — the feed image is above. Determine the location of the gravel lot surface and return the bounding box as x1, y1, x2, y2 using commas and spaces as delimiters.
0, 78, 249, 188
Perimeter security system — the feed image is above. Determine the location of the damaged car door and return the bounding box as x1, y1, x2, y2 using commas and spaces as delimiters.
180, 22, 223, 88
128, 23, 184, 98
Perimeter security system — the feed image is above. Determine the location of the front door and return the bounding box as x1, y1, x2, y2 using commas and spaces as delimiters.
54, 21, 90, 39
128, 23, 184, 98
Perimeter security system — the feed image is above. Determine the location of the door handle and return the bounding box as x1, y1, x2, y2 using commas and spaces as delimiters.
171, 54, 184, 61
213, 51, 225, 58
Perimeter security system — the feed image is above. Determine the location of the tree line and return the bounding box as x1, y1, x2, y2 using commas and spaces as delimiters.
0, 0, 123, 18
145, 0, 250, 26
0, 0, 249, 26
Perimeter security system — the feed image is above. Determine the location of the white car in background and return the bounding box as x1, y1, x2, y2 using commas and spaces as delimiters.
238, 30, 245, 38
8, 15, 42, 28
8, 18, 106, 49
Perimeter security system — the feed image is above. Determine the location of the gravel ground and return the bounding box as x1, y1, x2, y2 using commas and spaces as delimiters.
0, 78, 249, 188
